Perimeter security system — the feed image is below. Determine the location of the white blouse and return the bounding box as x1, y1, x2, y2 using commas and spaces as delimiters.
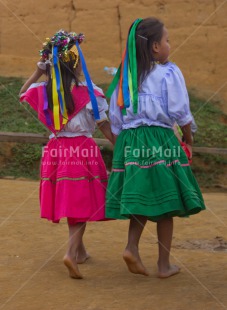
109, 62, 193, 135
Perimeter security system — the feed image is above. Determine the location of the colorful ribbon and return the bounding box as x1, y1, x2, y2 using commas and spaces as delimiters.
52, 47, 60, 130
106, 18, 143, 114
46, 40, 101, 130
128, 18, 142, 113
57, 60, 68, 124
51, 46, 69, 129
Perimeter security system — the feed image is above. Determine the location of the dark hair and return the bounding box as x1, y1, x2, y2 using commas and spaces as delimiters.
46, 54, 81, 115
135, 17, 164, 85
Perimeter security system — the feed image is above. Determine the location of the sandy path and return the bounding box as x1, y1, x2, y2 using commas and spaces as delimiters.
0, 179, 227, 310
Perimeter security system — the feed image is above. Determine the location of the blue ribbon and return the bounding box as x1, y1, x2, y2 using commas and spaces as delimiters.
75, 41, 100, 120
122, 44, 130, 108
53, 46, 64, 114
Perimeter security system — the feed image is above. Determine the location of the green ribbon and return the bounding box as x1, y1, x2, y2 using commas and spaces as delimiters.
105, 64, 121, 98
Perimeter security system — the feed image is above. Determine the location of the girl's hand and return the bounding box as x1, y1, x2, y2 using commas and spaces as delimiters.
180, 142, 192, 164
19, 62, 47, 95
186, 143, 192, 160
180, 123, 193, 146
97, 120, 116, 145
186, 143, 192, 159
37, 59, 51, 72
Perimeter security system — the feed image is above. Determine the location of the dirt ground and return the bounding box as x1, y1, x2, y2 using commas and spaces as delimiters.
0, 179, 227, 310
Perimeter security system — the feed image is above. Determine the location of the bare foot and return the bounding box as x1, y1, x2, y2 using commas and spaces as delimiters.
76, 252, 90, 264
63, 255, 83, 279
123, 249, 149, 276
157, 264, 180, 278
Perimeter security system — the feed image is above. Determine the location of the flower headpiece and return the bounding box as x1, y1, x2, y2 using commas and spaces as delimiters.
106, 19, 143, 115
39, 30, 100, 130
40, 30, 84, 68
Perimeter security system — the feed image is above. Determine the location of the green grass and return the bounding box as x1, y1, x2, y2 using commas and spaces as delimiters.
189, 92, 227, 148
0, 77, 227, 188
187, 91, 227, 189
0, 143, 42, 179
0, 77, 47, 134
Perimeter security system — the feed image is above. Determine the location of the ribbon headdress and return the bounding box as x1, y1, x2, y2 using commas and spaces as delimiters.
40, 30, 100, 130
106, 18, 143, 115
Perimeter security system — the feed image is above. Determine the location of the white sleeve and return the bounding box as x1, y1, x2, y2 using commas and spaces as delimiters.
162, 65, 193, 127
96, 96, 109, 122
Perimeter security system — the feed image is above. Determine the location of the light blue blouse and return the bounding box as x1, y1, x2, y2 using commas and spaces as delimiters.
109, 62, 193, 135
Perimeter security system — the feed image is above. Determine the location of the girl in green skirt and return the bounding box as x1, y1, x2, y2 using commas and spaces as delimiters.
106, 17, 206, 278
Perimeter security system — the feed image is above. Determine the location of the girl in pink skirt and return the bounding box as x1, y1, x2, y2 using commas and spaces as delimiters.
19, 30, 115, 279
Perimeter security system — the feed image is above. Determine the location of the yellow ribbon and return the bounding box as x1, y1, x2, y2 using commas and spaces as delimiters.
51, 65, 60, 130
57, 61, 68, 124
128, 66, 133, 104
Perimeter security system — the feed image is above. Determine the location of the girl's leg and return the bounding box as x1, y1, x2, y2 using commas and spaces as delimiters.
157, 217, 180, 278
76, 239, 90, 264
123, 215, 149, 276
63, 221, 86, 279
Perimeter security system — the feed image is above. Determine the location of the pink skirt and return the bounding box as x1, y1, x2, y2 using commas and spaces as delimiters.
40, 136, 108, 223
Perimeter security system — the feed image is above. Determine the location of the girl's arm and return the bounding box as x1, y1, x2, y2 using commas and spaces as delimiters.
19, 66, 45, 95
180, 123, 193, 145
180, 123, 193, 157
97, 120, 117, 145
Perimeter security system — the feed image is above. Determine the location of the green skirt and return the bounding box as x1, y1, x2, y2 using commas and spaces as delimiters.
106, 126, 206, 222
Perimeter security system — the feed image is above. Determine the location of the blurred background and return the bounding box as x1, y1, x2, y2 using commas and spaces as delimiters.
1, 0, 227, 108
